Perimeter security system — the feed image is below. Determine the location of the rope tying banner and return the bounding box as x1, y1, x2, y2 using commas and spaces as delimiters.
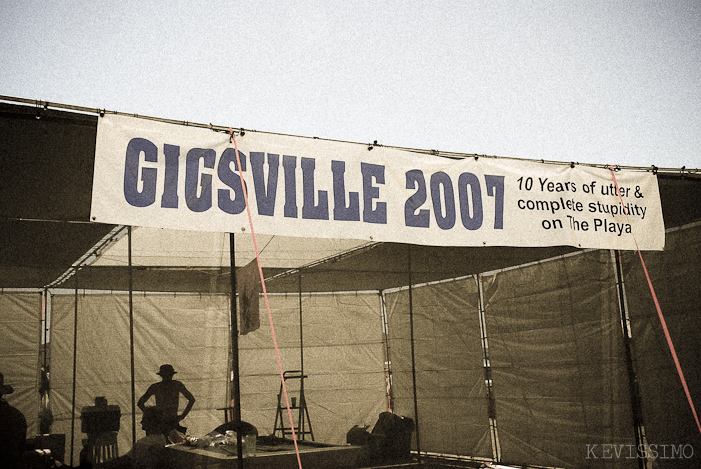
609, 165, 701, 436
230, 128, 304, 468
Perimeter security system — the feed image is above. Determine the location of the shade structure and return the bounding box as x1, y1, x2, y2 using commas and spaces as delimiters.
2, 98, 701, 468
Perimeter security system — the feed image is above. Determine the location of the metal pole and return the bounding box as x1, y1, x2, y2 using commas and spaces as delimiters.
477, 274, 501, 462
128, 226, 136, 447
42, 289, 48, 370
613, 250, 648, 469
380, 291, 393, 412
229, 233, 244, 467
407, 244, 421, 461
298, 274, 304, 383
69, 268, 78, 466
298, 274, 305, 439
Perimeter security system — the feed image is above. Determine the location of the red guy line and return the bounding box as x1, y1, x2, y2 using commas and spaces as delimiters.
608, 165, 701, 436
230, 128, 304, 468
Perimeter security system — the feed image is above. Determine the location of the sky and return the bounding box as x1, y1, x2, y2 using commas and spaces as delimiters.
2, 1, 700, 170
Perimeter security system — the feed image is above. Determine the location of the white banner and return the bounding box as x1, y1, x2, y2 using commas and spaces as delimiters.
92, 115, 665, 250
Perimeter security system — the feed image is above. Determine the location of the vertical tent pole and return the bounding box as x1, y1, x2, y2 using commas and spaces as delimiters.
40, 289, 50, 434
613, 250, 647, 469
70, 268, 78, 467
298, 274, 304, 380
42, 288, 48, 371
477, 274, 501, 462
407, 244, 421, 461
380, 291, 393, 412
298, 273, 305, 437
128, 226, 137, 448
229, 233, 244, 467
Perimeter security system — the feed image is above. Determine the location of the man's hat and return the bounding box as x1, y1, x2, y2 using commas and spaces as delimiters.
0, 373, 15, 395
157, 364, 177, 377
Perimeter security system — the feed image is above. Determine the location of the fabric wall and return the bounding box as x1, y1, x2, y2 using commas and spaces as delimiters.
238, 291, 387, 445
48, 288, 386, 463
484, 250, 635, 468
385, 277, 492, 458
0, 292, 41, 436
622, 223, 701, 468
38, 224, 701, 467
49, 291, 229, 466
385, 250, 638, 468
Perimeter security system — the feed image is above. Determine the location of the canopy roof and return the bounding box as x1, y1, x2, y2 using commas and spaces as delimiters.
2, 100, 701, 293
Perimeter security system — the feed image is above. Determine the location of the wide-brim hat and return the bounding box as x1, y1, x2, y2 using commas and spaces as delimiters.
157, 364, 177, 377
0, 373, 14, 395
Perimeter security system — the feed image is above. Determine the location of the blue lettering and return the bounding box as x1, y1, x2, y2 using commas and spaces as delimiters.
457, 172, 483, 230
282, 155, 298, 218
485, 174, 505, 229
185, 148, 215, 212
333, 160, 360, 221
361, 163, 386, 224
431, 172, 456, 230
217, 148, 247, 215
124, 137, 157, 207
251, 152, 279, 216
405, 170, 430, 228
301, 157, 329, 219
160, 143, 180, 208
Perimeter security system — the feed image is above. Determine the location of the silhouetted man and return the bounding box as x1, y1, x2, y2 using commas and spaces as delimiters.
0, 373, 27, 469
137, 364, 195, 435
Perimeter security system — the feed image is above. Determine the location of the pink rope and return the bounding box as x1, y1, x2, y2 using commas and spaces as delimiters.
230, 128, 304, 468
608, 166, 701, 436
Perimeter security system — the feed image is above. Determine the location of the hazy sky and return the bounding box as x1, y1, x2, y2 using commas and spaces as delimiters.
2, 1, 699, 169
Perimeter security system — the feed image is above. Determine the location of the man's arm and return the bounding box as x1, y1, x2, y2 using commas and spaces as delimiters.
178, 383, 196, 421
137, 384, 154, 412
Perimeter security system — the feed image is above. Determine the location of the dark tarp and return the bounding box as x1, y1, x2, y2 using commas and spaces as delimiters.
483, 249, 634, 468
0, 103, 115, 288
622, 223, 701, 468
